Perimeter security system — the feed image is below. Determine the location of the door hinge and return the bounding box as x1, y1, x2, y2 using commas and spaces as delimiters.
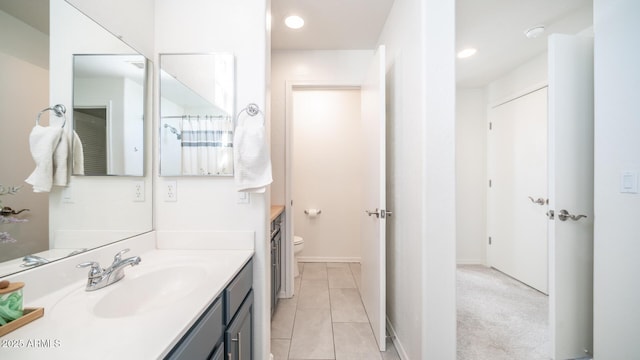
489, 179, 492, 188
489, 122, 492, 130
488, 236, 492, 245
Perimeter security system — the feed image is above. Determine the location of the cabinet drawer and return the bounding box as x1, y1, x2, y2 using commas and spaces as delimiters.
166, 298, 223, 360
225, 290, 253, 360
224, 259, 253, 324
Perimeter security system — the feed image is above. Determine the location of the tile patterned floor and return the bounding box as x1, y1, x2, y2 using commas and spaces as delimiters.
271, 262, 401, 360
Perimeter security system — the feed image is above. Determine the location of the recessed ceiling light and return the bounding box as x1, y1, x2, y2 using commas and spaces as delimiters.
457, 48, 477, 59
524, 25, 545, 39
285, 15, 305, 29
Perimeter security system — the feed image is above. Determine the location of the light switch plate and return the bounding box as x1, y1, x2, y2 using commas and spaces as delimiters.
620, 171, 638, 194
237, 192, 250, 204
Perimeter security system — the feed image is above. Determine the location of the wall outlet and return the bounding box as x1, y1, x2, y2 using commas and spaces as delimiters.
133, 181, 145, 202
237, 192, 250, 204
62, 187, 74, 204
165, 181, 177, 202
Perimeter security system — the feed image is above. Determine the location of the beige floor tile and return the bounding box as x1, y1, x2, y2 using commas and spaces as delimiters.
294, 276, 301, 295
271, 339, 291, 360
333, 322, 382, 360
301, 263, 328, 280
271, 298, 298, 339
349, 263, 362, 289
329, 288, 369, 323
272, 262, 389, 360
298, 279, 330, 309
328, 268, 356, 289
289, 307, 335, 359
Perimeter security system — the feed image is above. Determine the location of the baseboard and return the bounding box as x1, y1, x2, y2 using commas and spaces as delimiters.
386, 317, 409, 360
297, 256, 360, 263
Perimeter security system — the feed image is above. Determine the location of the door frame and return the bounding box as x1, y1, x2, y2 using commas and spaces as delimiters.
283, 81, 361, 298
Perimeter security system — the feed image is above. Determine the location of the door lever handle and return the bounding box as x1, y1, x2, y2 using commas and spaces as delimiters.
557, 209, 587, 222
365, 209, 380, 218
528, 196, 547, 206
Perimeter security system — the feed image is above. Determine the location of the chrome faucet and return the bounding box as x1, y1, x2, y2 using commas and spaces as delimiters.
77, 249, 141, 291
20, 254, 50, 268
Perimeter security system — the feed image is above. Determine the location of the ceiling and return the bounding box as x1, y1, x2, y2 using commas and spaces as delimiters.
271, 0, 593, 88
271, 0, 395, 50
3, 0, 593, 89
456, 0, 593, 88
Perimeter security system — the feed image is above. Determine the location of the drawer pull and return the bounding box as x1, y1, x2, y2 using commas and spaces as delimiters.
232, 332, 241, 359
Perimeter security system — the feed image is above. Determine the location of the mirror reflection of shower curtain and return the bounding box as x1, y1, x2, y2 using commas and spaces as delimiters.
180, 117, 234, 175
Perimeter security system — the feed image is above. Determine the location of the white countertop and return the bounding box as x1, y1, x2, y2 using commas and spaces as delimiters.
0, 248, 253, 359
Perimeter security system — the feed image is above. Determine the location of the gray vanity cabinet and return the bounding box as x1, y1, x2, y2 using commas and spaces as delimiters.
166, 258, 254, 360
225, 290, 253, 360
270, 213, 283, 316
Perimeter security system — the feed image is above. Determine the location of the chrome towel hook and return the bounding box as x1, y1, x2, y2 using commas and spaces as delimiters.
36, 104, 67, 128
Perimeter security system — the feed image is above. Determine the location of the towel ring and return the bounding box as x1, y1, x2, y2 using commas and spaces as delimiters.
36, 104, 67, 128
235, 103, 264, 127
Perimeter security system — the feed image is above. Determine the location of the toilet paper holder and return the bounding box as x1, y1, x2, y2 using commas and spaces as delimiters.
304, 209, 322, 216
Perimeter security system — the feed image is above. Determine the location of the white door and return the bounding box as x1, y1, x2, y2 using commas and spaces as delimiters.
487, 87, 549, 294
548, 34, 594, 359
360, 45, 386, 351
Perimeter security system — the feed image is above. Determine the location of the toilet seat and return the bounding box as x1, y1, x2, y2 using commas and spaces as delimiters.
294, 236, 304, 245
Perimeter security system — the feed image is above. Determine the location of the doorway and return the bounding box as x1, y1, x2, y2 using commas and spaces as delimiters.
487, 87, 549, 294
290, 87, 364, 263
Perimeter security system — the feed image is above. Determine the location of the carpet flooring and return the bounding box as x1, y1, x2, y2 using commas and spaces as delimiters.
457, 265, 550, 360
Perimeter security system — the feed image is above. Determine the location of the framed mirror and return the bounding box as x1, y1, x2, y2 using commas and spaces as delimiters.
72, 54, 147, 176
0, 0, 153, 278
159, 53, 235, 176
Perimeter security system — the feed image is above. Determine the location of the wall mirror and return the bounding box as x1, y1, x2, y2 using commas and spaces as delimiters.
0, 0, 153, 278
159, 53, 235, 176
72, 54, 146, 176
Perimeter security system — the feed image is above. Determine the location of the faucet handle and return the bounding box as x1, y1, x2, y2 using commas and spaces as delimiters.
77, 261, 102, 277
112, 249, 130, 264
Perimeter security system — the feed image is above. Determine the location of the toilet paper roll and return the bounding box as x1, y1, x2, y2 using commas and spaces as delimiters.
304, 208, 321, 217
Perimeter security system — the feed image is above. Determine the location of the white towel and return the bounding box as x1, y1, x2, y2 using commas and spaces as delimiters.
53, 130, 69, 186
72, 131, 85, 175
233, 116, 272, 193
25, 125, 64, 192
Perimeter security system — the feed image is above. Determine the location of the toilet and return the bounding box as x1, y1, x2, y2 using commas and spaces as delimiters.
293, 235, 304, 277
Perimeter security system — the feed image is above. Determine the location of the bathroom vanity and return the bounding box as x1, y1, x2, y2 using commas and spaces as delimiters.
270, 206, 284, 316
167, 259, 253, 360
0, 237, 254, 360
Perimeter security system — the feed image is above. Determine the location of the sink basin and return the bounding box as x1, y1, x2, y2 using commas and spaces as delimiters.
93, 266, 207, 318
51, 264, 208, 320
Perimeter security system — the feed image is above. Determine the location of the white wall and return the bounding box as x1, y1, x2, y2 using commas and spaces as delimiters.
65, 0, 155, 59
376, 0, 456, 358
593, 0, 640, 357
456, 89, 487, 264
487, 52, 548, 105
270, 50, 374, 206
154, 1, 269, 358
420, 0, 457, 358
292, 89, 363, 262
